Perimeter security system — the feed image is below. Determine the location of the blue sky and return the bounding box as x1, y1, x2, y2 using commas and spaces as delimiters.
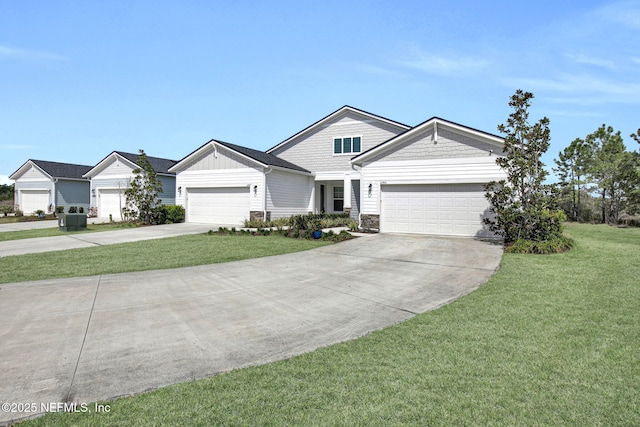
1, 0, 639, 184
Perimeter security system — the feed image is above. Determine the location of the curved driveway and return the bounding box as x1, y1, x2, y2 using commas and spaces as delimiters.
0, 233, 502, 424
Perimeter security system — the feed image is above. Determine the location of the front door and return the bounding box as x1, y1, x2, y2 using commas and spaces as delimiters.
320, 185, 325, 213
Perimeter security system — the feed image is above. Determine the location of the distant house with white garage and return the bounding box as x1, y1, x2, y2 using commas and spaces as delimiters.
9, 159, 92, 215
83, 151, 177, 221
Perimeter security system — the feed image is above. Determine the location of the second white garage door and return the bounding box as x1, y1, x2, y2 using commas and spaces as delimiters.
98, 189, 126, 221
381, 184, 493, 237
187, 187, 249, 225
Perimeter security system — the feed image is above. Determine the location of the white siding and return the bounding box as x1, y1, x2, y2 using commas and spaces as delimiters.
360, 157, 506, 215
179, 145, 258, 171
55, 180, 90, 212
270, 110, 406, 173
367, 128, 505, 163
18, 165, 50, 181
266, 169, 313, 218
175, 169, 265, 213
96, 158, 135, 177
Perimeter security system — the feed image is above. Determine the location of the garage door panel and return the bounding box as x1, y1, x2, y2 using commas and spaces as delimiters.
98, 189, 125, 221
187, 187, 249, 225
381, 184, 494, 237
21, 190, 49, 214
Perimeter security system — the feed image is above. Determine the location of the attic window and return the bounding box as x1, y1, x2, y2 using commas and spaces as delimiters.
333, 136, 361, 155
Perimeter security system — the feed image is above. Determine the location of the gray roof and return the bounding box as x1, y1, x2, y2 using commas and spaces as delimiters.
213, 140, 310, 173
113, 152, 178, 175
28, 160, 92, 179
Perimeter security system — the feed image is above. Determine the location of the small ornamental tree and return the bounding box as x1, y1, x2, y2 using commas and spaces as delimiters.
484, 90, 565, 244
122, 150, 163, 224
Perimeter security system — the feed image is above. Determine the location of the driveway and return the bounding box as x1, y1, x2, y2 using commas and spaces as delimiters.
0, 234, 503, 425
0, 223, 217, 257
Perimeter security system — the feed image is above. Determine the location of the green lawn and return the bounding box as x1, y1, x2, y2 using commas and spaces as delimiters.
20, 224, 640, 426
0, 222, 139, 242
0, 234, 331, 284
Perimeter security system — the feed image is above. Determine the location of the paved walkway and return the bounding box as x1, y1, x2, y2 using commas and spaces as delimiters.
0, 233, 503, 425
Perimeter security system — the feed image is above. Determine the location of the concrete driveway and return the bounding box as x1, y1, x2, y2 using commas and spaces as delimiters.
0, 223, 218, 257
0, 233, 502, 425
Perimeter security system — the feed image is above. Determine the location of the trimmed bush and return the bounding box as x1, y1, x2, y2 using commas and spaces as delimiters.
506, 236, 574, 254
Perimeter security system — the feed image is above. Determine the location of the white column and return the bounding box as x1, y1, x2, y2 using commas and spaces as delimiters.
343, 173, 351, 210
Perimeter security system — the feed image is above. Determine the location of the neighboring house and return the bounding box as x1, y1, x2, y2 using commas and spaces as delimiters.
83, 151, 177, 221
172, 105, 507, 237
169, 140, 312, 225
9, 159, 92, 214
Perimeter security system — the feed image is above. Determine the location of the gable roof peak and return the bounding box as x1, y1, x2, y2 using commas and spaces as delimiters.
266, 105, 410, 154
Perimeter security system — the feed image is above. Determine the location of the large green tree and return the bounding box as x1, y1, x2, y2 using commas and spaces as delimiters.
0, 184, 14, 201
122, 150, 163, 224
484, 90, 564, 242
554, 138, 592, 221
585, 125, 627, 223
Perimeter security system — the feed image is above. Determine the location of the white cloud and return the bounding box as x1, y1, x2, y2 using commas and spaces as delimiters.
503, 73, 640, 105
0, 44, 65, 61
596, 0, 640, 30
565, 53, 616, 70
0, 175, 12, 185
397, 43, 490, 76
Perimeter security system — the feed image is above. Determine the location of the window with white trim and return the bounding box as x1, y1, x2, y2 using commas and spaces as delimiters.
333, 186, 344, 211
333, 136, 362, 154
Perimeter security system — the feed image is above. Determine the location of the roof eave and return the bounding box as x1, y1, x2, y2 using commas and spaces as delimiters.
9, 160, 53, 181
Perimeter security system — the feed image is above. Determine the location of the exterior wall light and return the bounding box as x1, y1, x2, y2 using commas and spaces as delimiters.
368, 183, 373, 197
177, 186, 182, 196
253, 185, 258, 196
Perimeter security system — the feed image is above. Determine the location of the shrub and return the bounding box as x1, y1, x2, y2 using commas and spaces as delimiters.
506, 236, 574, 254
162, 205, 185, 223
68, 206, 78, 213
55, 206, 64, 214
0, 205, 12, 216
15, 210, 23, 217
79, 206, 85, 213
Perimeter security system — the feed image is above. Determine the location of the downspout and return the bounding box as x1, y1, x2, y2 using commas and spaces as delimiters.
263, 167, 273, 221
52, 178, 58, 213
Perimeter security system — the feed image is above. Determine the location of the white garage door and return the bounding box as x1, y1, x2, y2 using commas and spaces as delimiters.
20, 189, 49, 214
187, 187, 249, 225
98, 189, 125, 221
381, 184, 494, 237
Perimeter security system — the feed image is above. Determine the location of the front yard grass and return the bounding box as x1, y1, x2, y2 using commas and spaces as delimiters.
19, 223, 640, 426
0, 234, 331, 284
0, 222, 139, 242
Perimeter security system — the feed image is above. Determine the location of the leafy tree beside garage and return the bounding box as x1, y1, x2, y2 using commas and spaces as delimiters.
484, 90, 569, 253
123, 150, 163, 224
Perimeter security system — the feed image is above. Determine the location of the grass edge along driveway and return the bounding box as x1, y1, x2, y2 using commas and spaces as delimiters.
0, 234, 332, 284
19, 223, 640, 426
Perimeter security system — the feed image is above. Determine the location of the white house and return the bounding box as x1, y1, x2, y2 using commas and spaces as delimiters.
9, 159, 92, 215
172, 106, 507, 237
84, 151, 177, 221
